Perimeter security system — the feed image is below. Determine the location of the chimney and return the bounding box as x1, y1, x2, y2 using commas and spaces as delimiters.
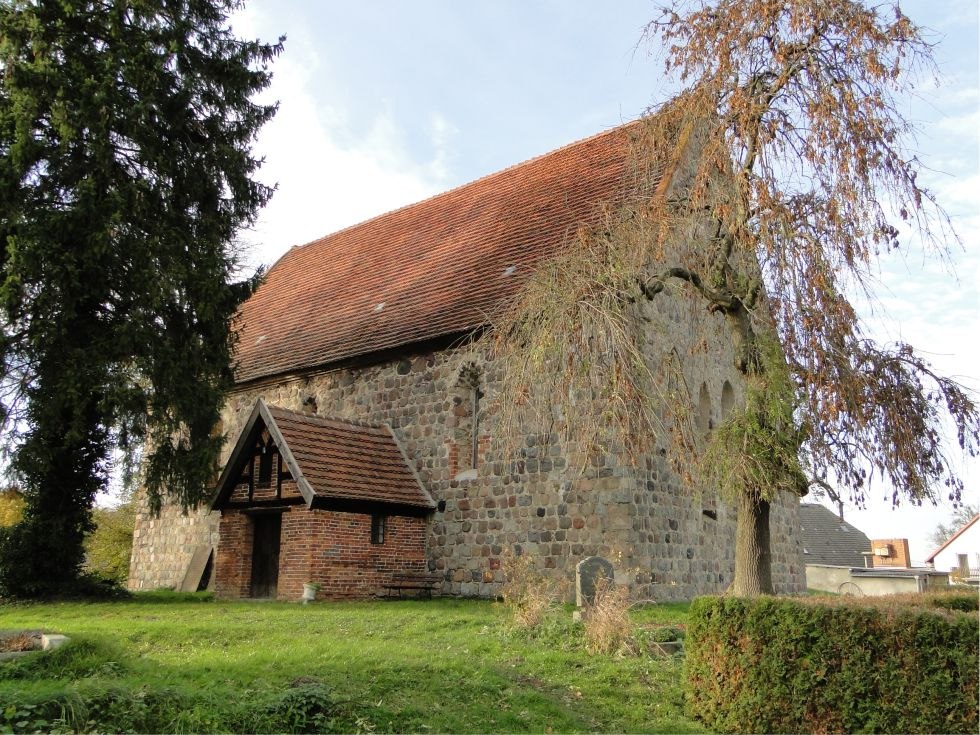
869, 538, 911, 568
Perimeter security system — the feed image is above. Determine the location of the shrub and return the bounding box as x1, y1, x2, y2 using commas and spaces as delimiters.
255, 681, 336, 733
84, 496, 136, 585
685, 595, 979, 734
583, 577, 633, 654
927, 591, 978, 612
0, 488, 25, 527
500, 553, 563, 629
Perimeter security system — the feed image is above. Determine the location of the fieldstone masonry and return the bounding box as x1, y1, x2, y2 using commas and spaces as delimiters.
130, 308, 806, 601
130, 503, 218, 591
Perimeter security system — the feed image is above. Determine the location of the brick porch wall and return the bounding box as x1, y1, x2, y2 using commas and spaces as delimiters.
214, 511, 253, 598
214, 506, 427, 600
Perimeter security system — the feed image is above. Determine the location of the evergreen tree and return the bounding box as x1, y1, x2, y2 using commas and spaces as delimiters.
0, 0, 280, 597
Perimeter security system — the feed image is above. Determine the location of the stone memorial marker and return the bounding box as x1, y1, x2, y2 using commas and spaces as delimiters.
576, 555, 614, 608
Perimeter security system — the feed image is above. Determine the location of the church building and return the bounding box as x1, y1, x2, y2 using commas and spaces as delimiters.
128, 122, 806, 601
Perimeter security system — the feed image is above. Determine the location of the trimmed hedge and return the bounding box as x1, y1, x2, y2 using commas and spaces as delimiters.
685, 594, 979, 734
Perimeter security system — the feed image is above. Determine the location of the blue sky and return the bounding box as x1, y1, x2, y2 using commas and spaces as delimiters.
231, 1, 979, 562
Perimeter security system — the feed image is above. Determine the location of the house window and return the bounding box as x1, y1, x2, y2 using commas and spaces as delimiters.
371, 515, 386, 545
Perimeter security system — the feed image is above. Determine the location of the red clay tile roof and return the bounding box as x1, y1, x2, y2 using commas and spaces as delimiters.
234, 122, 641, 383
266, 404, 433, 509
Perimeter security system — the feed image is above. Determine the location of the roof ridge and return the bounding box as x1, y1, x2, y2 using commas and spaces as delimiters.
266, 120, 643, 273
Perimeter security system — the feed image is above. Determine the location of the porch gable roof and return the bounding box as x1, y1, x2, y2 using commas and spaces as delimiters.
210, 399, 434, 512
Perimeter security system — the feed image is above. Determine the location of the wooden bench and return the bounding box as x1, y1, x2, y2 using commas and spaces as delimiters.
383, 571, 442, 600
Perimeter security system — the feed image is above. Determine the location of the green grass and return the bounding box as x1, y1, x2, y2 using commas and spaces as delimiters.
0, 593, 703, 734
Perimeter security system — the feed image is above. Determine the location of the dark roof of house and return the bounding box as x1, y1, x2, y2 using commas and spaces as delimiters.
925, 514, 979, 563
799, 503, 872, 567
211, 399, 434, 511
234, 122, 640, 384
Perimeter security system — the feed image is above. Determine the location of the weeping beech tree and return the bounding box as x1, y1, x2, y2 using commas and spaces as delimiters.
491, 0, 979, 596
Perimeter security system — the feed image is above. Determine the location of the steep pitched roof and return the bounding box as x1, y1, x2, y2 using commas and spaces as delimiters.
234, 123, 640, 384
925, 514, 979, 563
799, 503, 872, 567
211, 399, 434, 511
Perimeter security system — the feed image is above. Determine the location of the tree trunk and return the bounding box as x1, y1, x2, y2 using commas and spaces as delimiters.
0, 384, 106, 597
728, 490, 773, 596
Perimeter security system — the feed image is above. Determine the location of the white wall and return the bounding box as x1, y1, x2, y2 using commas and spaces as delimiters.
931, 520, 980, 575
805, 564, 949, 596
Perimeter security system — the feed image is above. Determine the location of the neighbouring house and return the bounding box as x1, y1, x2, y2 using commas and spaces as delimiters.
802, 503, 949, 595
128, 121, 806, 601
926, 513, 979, 584
799, 503, 871, 568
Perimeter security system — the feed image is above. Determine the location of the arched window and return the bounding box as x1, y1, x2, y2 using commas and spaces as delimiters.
721, 380, 735, 421
696, 382, 712, 434
454, 362, 482, 474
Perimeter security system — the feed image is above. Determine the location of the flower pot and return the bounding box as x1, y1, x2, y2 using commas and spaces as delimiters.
302, 583, 319, 603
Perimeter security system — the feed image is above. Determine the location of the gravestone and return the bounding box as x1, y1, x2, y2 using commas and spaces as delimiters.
576, 555, 614, 608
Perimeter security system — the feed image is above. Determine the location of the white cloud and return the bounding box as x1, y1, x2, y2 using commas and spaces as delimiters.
232, 5, 453, 270
427, 112, 459, 182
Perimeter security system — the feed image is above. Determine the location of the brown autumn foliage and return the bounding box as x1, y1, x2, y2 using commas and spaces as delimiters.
500, 553, 566, 629
0, 487, 24, 527
491, 0, 979, 596
582, 576, 634, 655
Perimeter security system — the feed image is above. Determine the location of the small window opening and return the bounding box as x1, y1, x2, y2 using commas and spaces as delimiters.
455, 363, 483, 475
371, 515, 386, 545
257, 436, 273, 487
696, 382, 712, 434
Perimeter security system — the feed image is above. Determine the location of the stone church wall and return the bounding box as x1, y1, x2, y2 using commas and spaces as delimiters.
130, 296, 805, 599
129, 502, 217, 591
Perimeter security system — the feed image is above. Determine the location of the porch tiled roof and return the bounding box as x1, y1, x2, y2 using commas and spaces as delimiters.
266, 405, 433, 509
234, 122, 639, 383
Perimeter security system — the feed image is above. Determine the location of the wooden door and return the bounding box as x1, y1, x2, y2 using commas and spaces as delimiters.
250, 514, 281, 598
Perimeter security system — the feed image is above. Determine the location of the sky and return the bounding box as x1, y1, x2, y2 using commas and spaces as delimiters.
229, 0, 979, 564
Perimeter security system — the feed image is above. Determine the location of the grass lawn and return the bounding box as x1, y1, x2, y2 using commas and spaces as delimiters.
0, 593, 704, 734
